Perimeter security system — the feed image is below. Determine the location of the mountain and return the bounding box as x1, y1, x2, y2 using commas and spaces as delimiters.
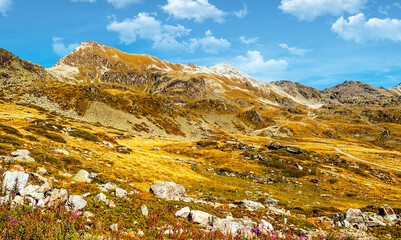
0, 48, 53, 95
391, 83, 401, 94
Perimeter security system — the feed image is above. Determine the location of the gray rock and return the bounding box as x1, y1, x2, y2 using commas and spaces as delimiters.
66, 195, 87, 211
94, 193, 107, 203
258, 219, 274, 233
11, 149, 30, 157
379, 204, 398, 222
13, 195, 24, 206
233, 200, 265, 211
36, 167, 48, 175
115, 187, 127, 198
263, 197, 278, 207
188, 210, 217, 226
141, 205, 149, 216
175, 207, 191, 218
363, 212, 386, 227
73, 170, 91, 183
0, 195, 10, 204
149, 181, 186, 200
98, 182, 117, 192
213, 217, 243, 235
2, 171, 29, 194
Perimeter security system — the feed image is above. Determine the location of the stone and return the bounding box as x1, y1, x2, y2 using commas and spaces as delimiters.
141, 205, 149, 216
0, 195, 10, 204
137, 230, 144, 237
149, 181, 186, 200
98, 182, 117, 192
109, 224, 118, 232
115, 187, 127, 198
73, 170, 91, 183
379, 204, 398, 221
37, 198, 45, 207
233, 200, 265, 211
213, 217, 243, 235
363, 212, 386, 227
106, 199, 116, 208
284, 146, 305, 154
55, 149, 70, 156
66, 195, 87, 211
263, 197, 279, 207
37, 167, 47, 175
188, 210, 217, 227
13, 195, 24, 206
175, 207, 191, 218
258, 219, 274, 233
37, 182, 52, 193
268, 142, 283, 150
11, 149, 30, 157
84, 211, 95, 218
2, 171, 29, 194
94, 193, 107, 203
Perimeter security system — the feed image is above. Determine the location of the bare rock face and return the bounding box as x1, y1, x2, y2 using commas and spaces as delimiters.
149, 181, 186, 200
2, 171, 29, 194
66, 195, 87, 211
245, 110, 264, 125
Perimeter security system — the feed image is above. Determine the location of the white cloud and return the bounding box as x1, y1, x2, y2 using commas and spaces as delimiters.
279, 0, 367, 21
107, 13, 230, 53
0, 0, 12, 16
52, 38, 79, 57
236, 50, 287, 75
279, 43, 309, 56
161, 0, 225, 23
106, 0, 141, 8
186, 30, 231, 53
239, 36, 258, 45
331, 13, 401, 43
234, 3, 248, 18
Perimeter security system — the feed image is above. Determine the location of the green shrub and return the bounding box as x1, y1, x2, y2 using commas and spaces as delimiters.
0, 124, 22, 137
70, 129, 99, 142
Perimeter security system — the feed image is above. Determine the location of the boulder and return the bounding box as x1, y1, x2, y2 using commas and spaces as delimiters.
73, 170, 91, 183
362, 212, 386, 227
94, 193, 107, 203
66, 195, 87, 211
149, 181, 186, 200
268, 142, 283, 150
36, 167, 48, 175
258, 219, 274, 233
2, 171, 29, 194
284, 146, 304, 154
233, 200, 265, 211
115, 187, 127, 198
141, 205, 149, 216
263, 197, 279, 208
11, 149, 30, 157
98, 182, 117, 192
175, 207, 191, 218
213, 217, 243, 235
189, 210, 217, 226
379, 205, 398, 222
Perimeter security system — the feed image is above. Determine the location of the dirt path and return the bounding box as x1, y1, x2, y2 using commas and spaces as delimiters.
333, 147, 401, 172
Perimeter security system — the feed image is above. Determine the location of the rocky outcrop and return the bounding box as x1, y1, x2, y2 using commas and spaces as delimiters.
149, 181, 186, 200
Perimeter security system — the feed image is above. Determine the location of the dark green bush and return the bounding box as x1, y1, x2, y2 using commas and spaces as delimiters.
70, 129, 99, 142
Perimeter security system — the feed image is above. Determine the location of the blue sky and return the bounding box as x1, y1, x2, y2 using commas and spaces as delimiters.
1, 0, 401, 89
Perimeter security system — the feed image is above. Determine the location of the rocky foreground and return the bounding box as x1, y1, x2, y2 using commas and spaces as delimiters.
0, 149, 400, 239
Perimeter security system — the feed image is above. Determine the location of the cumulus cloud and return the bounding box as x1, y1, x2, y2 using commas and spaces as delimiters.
107, 13, 230, 53
331, 13, 401, 43
0, 0, 12, 16
239, 36, 258, 45
279, 43, 309, 56
234, 3, 248, 18
161, 0, 225, 23
279, 0, 367, 21
236, 50, 287, 75
52, 38, 79, 57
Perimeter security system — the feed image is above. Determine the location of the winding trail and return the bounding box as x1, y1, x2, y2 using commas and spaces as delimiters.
332, 147, 401, 172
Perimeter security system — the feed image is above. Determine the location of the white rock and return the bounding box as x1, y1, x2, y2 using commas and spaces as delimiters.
13, 195, 24, 206
137, 230, 144, 237
73, 170, 91, 183
175, 207, 191, 218
84, 211, 95, 218
149, 181, 186, 200
141, 205, 149, 216
259, 219, 274, 233
189, 210, 217, 226
67, 195, 87, 211
37, 198, 45, 207
115, 187, 127, 198
213, 218, 243, 235
234, 200, 265, 211
37, 167, 48, 175
2, 171, 29, 194
94, 193, 107, 203
11, 149, 30, 157
0, 195, 10, 204
109, 224, 118, 232
55, 149, 70, 156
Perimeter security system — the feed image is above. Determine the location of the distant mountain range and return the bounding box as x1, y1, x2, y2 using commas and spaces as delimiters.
1, 41, 401, 139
